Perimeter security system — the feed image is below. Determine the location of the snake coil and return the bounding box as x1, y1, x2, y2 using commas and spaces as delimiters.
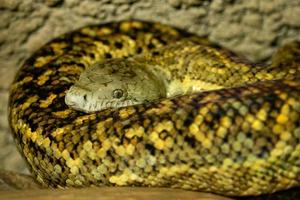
8, 20, 300, 196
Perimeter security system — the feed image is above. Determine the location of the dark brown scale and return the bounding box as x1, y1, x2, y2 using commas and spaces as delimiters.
104, 53, 112, 59
114, 41, 123, 49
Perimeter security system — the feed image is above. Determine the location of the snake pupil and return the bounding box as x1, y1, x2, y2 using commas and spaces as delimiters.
113, 89, 123, 99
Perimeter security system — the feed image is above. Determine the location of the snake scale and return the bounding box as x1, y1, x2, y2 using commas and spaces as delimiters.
8, 20, 300, 196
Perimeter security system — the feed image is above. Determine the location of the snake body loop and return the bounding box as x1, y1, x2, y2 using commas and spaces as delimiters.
8, 20, 300, 196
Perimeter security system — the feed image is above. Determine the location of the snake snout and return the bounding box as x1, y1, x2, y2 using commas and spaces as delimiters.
64, 92, 76, 107
65, 89, 86, 108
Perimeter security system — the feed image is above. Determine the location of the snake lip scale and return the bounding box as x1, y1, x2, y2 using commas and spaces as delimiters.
8, 20, 300, 197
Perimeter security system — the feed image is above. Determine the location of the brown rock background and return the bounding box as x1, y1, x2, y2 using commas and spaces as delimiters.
1, 0, 300, 176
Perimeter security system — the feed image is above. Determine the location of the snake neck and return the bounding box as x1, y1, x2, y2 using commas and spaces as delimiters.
133, 41, 264, 97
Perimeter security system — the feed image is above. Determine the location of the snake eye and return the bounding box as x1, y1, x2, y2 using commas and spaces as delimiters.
112, 89, 124, 99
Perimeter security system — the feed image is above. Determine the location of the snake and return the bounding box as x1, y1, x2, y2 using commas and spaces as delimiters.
64, 40, 272, 113
8, 20, 300, 196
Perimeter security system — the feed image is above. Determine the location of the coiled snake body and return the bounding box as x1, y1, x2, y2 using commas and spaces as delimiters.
8, 20, 300, 196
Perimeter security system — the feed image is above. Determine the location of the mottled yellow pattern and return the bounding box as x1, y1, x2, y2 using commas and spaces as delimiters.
8, 20, 300, 196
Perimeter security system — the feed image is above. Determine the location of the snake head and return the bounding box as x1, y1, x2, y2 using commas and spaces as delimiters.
65, 58, 166, 113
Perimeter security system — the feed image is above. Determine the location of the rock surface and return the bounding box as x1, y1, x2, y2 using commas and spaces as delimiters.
0, 186, 233, 200
0, 170, 41, 191
0, 170, 232, 200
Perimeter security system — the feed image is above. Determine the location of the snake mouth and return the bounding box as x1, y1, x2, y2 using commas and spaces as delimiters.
92, 98, 138, 112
